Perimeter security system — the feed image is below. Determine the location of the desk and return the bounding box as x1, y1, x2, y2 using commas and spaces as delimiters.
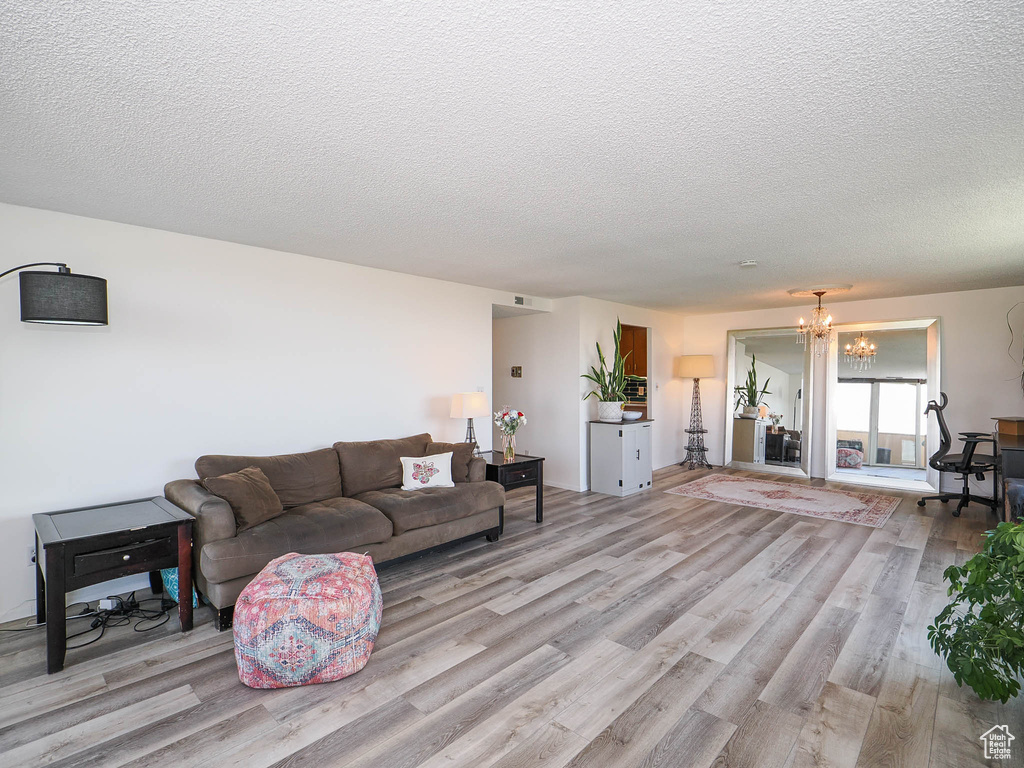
996, 433, 1024, 481
33, 497, 193, 673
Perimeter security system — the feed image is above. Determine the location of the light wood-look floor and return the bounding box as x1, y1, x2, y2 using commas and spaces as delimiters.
2, 466, 1021, 767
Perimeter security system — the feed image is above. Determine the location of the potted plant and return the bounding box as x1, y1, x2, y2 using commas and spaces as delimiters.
928, 520, 1024, 703
582, 319, 643, 422
734, 354, 771, 419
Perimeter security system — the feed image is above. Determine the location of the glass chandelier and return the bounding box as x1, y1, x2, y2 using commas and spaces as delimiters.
844, 332, 877, 371
798, 290, 833, 357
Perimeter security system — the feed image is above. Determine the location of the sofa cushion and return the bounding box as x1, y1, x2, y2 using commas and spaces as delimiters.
334, 433, 431, 497
200, 497, 392, 584
196, 448, 342, 508
426, 441, 475, 483
354, 480, 505, 535
400, 453, 455, 490
201, 466, 284, 533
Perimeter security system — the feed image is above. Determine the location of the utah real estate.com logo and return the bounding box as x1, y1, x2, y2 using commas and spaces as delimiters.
980, 725, 1015, 760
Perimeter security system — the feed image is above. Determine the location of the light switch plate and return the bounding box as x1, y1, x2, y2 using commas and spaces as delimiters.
511, 366, 522, 378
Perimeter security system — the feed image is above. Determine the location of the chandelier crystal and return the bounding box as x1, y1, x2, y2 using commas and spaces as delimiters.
844, 332, 877, 371
797, 290, 833, 357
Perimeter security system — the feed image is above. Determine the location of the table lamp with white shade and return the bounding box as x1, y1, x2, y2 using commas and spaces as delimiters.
450, 392, 490, 454
674, 355, 715, 470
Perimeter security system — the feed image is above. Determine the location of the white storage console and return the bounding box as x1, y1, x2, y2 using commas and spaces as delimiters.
589, 420, 654, 497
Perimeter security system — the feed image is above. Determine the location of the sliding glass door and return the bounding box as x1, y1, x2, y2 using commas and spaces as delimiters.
835, 379, 925, 479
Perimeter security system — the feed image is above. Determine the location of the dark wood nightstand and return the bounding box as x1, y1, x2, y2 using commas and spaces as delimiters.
483, 452, 544, 534
33, 497, 194, 673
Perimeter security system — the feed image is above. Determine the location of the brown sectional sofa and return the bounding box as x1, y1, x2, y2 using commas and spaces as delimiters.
164, 433, 504, 628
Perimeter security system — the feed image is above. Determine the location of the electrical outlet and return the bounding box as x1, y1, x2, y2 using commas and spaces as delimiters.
27, 546, 36, 568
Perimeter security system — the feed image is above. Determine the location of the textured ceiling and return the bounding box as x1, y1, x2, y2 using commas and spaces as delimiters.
2, 1, 1023, 313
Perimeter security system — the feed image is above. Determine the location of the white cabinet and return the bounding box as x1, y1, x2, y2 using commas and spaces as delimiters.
589, 420, 654, 496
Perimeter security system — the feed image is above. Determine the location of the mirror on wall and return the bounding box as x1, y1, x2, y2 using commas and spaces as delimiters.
826, 319, 940, 491
724, 328, 812, 477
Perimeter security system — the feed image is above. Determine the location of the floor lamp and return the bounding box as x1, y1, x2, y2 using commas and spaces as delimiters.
450, 392, 490, 456
675, 355, 715, 470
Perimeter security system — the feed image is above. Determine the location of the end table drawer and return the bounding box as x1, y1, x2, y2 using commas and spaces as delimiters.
74, 537, 175, 578
504, 466, 538, 485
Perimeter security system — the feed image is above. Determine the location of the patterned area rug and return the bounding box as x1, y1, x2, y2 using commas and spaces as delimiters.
666, 474, 901, 528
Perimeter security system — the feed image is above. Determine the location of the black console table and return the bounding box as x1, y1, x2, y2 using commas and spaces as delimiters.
33, 497, 194, 673
483, 452, 544, 534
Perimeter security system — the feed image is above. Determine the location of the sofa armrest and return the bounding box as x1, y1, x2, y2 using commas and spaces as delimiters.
468, 455, 486, 482
164, 479, 237, 545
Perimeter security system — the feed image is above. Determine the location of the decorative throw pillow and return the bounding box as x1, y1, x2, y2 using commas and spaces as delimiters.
400, 452, 455, 491
201, 466, 285, 532
426, 441, 475, 483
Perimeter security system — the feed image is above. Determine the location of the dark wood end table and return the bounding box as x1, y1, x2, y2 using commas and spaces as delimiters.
33, 497, 194, 674
483, 451, 544, 534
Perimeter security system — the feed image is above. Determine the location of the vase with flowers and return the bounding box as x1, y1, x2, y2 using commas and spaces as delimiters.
769, 412, 783, 433
495, 407, 527, 463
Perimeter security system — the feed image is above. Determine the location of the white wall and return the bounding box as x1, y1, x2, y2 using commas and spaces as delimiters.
684, 285, 1024, 483
492, 307, 581, 490
733, 344, 791, 426
491, 296, 688, 492
0, 203, 506, 619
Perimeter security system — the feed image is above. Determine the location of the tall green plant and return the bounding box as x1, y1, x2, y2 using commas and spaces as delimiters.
928, 520, 1024, 703
734, 354, 772, 408
581, 318, 643, 401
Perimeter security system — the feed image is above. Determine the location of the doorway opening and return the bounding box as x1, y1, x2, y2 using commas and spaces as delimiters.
826, 319, 940, 492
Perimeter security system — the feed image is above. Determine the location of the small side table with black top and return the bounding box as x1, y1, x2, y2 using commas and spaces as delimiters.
33, 497, 194, 674
483, 452, 544, 534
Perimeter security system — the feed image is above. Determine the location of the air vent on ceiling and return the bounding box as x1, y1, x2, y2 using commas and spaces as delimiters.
513, 295, 533, 307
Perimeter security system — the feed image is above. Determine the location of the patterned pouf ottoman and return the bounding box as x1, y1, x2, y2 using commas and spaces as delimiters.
233, 552, 383, 689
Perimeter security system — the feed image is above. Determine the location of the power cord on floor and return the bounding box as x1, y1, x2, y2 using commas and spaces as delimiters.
66, 591, 177, 649
0, 592, 177, 648
0, 602, 98, 632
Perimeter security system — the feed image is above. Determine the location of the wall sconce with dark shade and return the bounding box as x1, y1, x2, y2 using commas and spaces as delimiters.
0, 263, 108, 325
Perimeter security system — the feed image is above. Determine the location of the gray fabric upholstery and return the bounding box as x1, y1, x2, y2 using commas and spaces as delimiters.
363, 509, 499, 564
201, 508, 500, 609
426, 441, 475, 483
200, 466, 284, 532
167, 434, 503, 612
165, 479, 238, 596
195, 448, 342, 507
334, 433, 431, 497
468, 455, 485, 482
354, 481, 505, 535
200, 497, 392, 584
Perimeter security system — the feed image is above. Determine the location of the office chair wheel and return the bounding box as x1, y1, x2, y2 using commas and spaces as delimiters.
940, 497, 950, 503
952, 508, 962, 517
917, 499, 926, 507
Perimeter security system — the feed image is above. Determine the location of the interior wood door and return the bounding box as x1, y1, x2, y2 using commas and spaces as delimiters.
632, 327, 648, 376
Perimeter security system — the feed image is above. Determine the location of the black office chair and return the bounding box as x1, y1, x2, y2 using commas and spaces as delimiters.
917, 393, 999, 516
